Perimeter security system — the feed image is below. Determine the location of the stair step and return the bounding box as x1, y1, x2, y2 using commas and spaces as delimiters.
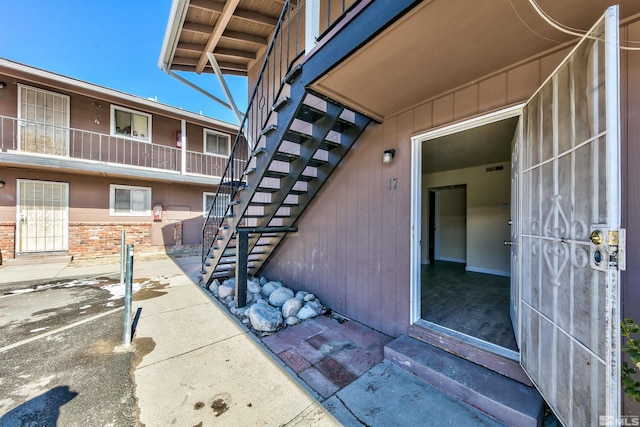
257, 186, 279, 193
319, 139, 341, 151
296, 104, 326, 124
297, 174, 317, 182
264, 169, 288, 179
252, 147, 267, 157
384, 335, 544, 427
272, 96, 289, 112
288, 188, 307, 195
261, 124, 278, 136
284, 129, 311, 144
284, 64, 302, 84
272, 151, 299, 162
244, 167, 256, 176
307, 158, 328, 167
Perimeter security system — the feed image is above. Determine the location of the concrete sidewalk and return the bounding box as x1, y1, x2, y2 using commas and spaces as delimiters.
0, 254, 338, 426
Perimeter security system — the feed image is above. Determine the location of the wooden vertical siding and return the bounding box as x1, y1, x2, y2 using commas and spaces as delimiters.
262, 33, 640, 341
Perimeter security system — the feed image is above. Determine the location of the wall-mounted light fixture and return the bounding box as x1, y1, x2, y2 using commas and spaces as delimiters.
0, 82, 5, 89
0, 181, 5, 188
383, 149, 396, 164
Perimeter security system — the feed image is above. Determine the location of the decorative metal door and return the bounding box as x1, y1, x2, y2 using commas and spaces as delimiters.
519, 6, 622, 426
17, 180, 69, 252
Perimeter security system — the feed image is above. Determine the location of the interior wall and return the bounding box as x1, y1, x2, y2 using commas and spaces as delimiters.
424, 162, 511, 275
434, 187, 466, 263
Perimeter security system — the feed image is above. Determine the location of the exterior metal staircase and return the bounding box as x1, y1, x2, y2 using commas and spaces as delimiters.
200, 65, 371, 286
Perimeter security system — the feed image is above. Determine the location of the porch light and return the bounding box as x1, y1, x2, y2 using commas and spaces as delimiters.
0, 181, 4, 188
383, 149, 396, 164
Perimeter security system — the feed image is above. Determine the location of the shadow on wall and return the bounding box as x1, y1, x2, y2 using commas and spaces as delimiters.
0, 385, 78, 426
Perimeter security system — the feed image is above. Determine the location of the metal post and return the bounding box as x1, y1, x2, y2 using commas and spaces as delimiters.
235, 231, 248, 309
123, 244, 134, 346
120, 230, 125, 286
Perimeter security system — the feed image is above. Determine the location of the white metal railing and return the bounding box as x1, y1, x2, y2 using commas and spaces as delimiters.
0, 115, 225, 178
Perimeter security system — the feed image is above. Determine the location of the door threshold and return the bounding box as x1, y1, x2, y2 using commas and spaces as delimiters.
410, 320, 532, 386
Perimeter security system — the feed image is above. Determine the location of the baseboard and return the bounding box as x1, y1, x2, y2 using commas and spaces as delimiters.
465, 266, 510, 277
436, 257, 465, 263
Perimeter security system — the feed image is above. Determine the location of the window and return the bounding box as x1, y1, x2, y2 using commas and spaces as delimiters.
111, 105, 151, 141
18, 84, 70, 155
203, 192, 231, 217
110, 185, 151, 216
203, 129, 230, 157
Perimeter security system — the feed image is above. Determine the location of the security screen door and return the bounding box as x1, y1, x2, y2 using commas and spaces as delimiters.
17, 180, 69, 253
519, 6, 622, 426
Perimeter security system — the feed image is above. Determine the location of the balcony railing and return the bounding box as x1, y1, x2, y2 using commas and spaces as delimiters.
0, 115, 227, 178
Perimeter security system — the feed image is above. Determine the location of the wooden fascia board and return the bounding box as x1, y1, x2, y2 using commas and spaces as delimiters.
196, 0, 241, 74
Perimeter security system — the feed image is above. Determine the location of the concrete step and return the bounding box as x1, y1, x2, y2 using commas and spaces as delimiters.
385, 335, 545, 427
5, 253, 72, 266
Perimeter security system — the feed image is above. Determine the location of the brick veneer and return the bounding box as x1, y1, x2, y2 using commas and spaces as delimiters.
0, 222, 16, 263
69, 222, 158, 258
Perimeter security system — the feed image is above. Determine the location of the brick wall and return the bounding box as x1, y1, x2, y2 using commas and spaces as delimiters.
0, 222, 15, 263
69, 222, 160, 258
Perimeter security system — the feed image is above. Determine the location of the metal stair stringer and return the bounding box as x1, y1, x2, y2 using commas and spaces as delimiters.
202, 75, 373, 285
245, 100, 372, 277
201, 74, 309, 286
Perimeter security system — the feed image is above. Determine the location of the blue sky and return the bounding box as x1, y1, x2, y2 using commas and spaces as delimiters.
0, 0, 247, 125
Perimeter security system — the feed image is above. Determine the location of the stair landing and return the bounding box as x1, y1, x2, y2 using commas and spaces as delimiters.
385, 335, 545, 427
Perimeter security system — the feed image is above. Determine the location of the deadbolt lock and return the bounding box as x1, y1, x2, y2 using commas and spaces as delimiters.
590, 230, 604, 245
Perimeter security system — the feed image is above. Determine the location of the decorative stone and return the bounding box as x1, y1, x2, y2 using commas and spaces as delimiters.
248, 279, 261, 294
295, 291, 308, 301
218, 281, 235, 299
304, 293, 315, 302
259, 276, 268, 286
285, 316, 299, 326
262, 282, 279, 297
248, 303, 283, 332
297, 302, 321, 320
269, 287, 295, 307
209, 279, 220, 294
255, 298, 267, 305
281, 298, 302, 318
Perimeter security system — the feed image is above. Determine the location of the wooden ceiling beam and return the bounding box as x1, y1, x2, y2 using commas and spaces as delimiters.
189, 0, 224, 13
176, 42, 207, 53
196, 0, 241, 73
233, 9, 278, 26
182, 22, 214, 35
221, 30, 268, 45
214, 47, 256, 60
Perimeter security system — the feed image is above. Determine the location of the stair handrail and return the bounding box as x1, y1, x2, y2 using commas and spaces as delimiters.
201, 0, 304, 269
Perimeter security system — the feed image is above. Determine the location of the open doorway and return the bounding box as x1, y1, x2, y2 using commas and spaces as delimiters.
415, 113, 520, 354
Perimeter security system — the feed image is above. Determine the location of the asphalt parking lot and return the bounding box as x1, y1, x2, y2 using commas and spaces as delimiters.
0, 271, 140, 426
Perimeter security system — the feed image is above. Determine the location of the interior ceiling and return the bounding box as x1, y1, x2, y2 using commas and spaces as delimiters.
312, 0, 640, 121
422, 117, 518, 174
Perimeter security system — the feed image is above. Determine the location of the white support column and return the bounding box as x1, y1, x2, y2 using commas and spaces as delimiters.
206, 52, 243, 125
181, 119, 187, 175
305, 0, 320, 55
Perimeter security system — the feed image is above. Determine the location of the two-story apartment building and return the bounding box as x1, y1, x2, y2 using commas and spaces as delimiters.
161, 1, 640, 425
0, 58, 239, 263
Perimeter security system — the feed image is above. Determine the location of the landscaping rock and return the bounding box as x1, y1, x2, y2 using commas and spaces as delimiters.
208, 279, 220, 294
247, 279, 261, 294
285, 316, 299, 326
281, 298, 302, 318
218, 281, 235, 299
269, 287, 294, 307
248, 303, 283, 332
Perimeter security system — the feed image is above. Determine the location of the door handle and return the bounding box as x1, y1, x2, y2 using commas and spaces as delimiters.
504, 240, 513, 246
